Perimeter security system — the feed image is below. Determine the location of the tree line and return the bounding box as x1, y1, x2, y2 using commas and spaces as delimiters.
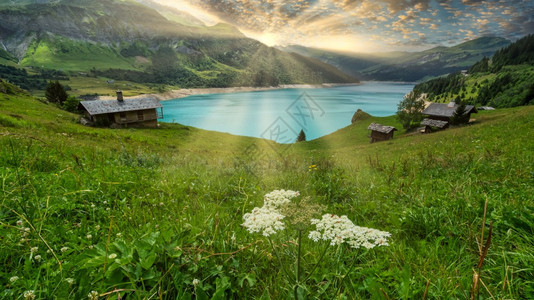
413, 34, 534, 108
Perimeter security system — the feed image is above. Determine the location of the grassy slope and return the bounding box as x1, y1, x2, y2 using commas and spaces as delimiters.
0, 88, 533, 298
423, 64, 534, 107
20, 37, 141, 72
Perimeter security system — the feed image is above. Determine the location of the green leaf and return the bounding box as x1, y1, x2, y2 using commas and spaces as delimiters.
79, 255, 106, 269
238, 274, 256, 288
140, 251, 157, 270
195, 287, 209, 300
211, 276, 230, 300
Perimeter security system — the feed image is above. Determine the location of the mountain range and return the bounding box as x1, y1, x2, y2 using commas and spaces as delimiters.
0, 0, 356, 88
279, 37, 511, 82
0, 0, 520, 89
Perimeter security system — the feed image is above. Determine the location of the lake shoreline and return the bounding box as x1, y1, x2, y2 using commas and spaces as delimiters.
97, 83, 361, 101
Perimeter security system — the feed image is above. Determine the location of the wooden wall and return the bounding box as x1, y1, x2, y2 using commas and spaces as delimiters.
370, 131, 394, 143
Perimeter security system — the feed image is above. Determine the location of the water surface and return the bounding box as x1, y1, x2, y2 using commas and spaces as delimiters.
161, 82, 414, 142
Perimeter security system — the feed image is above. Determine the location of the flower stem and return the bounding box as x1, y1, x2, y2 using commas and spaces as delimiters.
267, 237, 292, 280
294, 230, 302, 299
303, 243, 330, 283
335, 250, 360, 297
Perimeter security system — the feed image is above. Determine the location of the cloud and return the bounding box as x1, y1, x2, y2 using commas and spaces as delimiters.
155, 0, 534, 52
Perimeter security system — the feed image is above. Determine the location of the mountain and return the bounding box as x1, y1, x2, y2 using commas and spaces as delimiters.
280, 37, 511, 82
414, 34, 534, 107
0, 0, 357, 89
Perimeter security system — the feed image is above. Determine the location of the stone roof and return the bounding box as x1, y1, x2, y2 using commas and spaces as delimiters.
421, 118, 449, 128
423, 102, 477, 117
79, 98, 162, 116
367, 123, 397, 134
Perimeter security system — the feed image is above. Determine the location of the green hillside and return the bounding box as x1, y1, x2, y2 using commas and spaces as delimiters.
415, 35, 534, 107
1, 82, 533, 298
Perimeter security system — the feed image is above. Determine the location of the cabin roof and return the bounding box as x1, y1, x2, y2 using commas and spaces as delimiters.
367, 123, 397, 134
79, 98, 162, 115
423, 102, 477, 118
421, 118, 449, 128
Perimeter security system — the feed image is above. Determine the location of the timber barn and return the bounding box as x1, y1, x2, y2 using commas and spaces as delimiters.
367, 123, 397, 143
423, 102, 477, 123
79, 91, 163, 128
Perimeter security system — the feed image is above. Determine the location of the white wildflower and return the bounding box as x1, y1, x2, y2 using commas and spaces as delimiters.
308, 214, 391, 249
88, 290, 99, 300
66, 278, 75, 285
116, 232, 122, 238
17, 220, 23, 226
192, 278, 200, 286
86, 234, 92, 240
95, 225, 100, 230
34, 255, 41, 261
23, 290, 35, 300
108, 253, 117, 259
9, 276, 19, 283
30, 247, 38, 253
263, 189, 299, 209
230, 232, 236, 244
242, 206, 285, 236
60, 247, 68, 253
91, 204, 96, 208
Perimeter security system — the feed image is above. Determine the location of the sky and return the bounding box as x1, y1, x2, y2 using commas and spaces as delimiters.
154, 0, 534, 52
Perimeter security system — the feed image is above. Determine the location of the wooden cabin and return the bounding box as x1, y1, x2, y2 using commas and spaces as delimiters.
367, 123, 397, 143
422, 102, 477, 123
78, 91, 163, 128
420, 118, 449, 133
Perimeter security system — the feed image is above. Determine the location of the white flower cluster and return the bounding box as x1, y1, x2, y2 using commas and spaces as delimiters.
263, 189, 300, 209
242, 206, 286, 237
242, 190, 299, 237
309, 214, 391, 249
23, 290, 35, 300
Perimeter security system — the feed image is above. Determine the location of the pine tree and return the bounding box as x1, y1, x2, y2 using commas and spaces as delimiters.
296, 129, 306, 142
450, 100, 469, 125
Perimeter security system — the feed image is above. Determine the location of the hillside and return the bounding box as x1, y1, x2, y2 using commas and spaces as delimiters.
414, 34, 534, 107
1, 81, 533, 298
0, 0, 357, 91
280, 37, 510, 82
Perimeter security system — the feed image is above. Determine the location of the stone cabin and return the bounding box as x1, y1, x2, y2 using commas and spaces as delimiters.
422, 102, 478, 123
367, 123, 397, 143
78, 91, 163, 128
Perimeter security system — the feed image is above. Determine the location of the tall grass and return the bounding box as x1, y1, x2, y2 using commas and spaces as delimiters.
0, 93, 533, 298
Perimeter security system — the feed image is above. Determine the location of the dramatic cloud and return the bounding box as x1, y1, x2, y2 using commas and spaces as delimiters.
156, 0, 534, 52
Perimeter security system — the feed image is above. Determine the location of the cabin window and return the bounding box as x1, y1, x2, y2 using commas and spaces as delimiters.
137, 111, 144, 121
119, 112, 127, 121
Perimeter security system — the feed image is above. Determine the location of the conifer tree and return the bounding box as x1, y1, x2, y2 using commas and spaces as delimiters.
296, 129, 306, 142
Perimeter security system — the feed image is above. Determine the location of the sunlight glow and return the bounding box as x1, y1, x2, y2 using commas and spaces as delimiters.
153, 0, 219, 26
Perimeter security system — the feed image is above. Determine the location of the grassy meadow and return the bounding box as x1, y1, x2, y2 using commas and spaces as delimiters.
0, 87, 533, 299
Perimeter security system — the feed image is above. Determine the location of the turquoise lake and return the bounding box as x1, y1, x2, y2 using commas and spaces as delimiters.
161, 82, 414, 143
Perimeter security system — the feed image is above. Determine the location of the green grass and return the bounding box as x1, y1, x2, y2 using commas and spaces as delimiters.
1, 86, 533, 299
20, 37, 140, 72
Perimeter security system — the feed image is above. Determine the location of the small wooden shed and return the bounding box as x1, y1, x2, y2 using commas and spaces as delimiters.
367, 123, 397, 143
421, 118, 449, 133
78, 91, 163, 128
